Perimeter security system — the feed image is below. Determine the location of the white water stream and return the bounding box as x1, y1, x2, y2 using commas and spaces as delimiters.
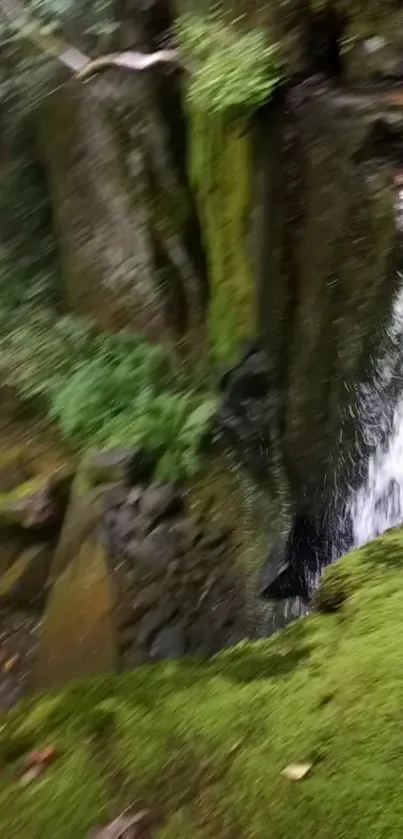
348, 186, 403, 548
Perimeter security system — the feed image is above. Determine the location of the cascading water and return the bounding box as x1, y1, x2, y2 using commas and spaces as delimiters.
348, 182, 403, 549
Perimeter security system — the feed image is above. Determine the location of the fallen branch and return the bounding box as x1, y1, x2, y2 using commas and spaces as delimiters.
0, 0, 181, 79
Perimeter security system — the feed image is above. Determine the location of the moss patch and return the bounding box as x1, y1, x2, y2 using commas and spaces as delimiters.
189, 109, 255, 362
0, 529, 403, 836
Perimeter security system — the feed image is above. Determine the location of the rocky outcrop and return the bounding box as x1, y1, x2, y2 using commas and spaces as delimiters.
29, 447, 246, 691
250, 80, 403, 524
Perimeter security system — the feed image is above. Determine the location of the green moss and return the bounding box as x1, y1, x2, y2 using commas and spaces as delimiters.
315, 527, 403, 612
177, 16, 281, 117
1, 530, 403, 836
188, 109, 255, 362
179, 14, 282, 363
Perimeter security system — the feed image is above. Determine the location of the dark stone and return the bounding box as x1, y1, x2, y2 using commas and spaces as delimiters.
125, 487, 142, 507
149, 624, 187, 661
124, 539, 143, 562
140, 482, 183, 525
102, 485, 129, 512
114, 506, 138, 544
129, 583, 161, 622
259, 516, 333, 601
137, 603, 177, 647
125, 449, 156, 486
126, 524, 177, 568
215, 344, 278, 478
169, 518, 201, 553
199, 525, 230, 551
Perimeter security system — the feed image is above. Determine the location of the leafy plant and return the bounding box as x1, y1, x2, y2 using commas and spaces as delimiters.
0, 313, 216, 481
177, 14, 282, 115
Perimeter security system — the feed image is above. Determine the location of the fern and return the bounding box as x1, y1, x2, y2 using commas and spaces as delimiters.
1, 313, 216, 481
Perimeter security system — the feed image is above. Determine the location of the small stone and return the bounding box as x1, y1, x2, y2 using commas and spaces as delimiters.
149, 624, 187, 661
199, 525, 229, 551
102, 485, 128, 511
169, 519, 201, 553
130, 583, 161, 621
137, 604, 177, 647
131, 525, 177, 569
140, 483, 183, 525
126, 487, 142, 507
124, 539, 142, 562
114, 506, 137, 543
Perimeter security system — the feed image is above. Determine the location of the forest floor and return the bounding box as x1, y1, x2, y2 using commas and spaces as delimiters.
0, 527, 403, 838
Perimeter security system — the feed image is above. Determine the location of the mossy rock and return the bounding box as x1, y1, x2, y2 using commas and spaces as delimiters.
0, 544, 52, 610
0, 467, 73, 531
36, 536, 118, 691
1, 529, 403, 837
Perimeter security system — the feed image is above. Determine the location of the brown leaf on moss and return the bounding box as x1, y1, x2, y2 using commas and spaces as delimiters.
86, 808, 154, 839
25, 745, 58, 769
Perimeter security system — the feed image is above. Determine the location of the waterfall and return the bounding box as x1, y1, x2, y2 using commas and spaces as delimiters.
348, 185, 403, 548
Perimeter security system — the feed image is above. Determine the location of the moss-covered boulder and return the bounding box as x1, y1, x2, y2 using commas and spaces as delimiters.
36, 536, 118, 691
36, 453, 122, 690
0, 467, 72, 532
0, 529, 402, 837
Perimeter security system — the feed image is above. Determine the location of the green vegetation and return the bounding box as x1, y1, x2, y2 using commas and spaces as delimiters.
1, 530, 403, 837
0, 313, 216, 481
177, 15, 281, 116
177, 14, 281, 361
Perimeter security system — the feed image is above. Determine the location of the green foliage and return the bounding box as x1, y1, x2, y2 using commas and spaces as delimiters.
177, 14, 281, 115
0, 313, 216, 481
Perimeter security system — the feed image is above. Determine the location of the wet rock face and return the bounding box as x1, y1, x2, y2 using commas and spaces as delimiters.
252, 80, 403, 524
216, 343, 278, 479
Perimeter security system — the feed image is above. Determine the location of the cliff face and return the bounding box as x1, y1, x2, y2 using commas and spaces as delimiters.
33, 0, 206, 345
252, 83, 403, 521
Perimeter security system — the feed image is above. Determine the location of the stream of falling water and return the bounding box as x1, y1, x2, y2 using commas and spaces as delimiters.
348, 185, 403, 548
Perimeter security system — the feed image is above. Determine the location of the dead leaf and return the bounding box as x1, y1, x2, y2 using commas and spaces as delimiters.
281, 762, 313, 781
25, 745, 58, 769
19, 765, 44, 786
86, 808, 152, 839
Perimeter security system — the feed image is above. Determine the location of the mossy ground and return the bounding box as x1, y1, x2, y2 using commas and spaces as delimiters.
1, 530, 403, 838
